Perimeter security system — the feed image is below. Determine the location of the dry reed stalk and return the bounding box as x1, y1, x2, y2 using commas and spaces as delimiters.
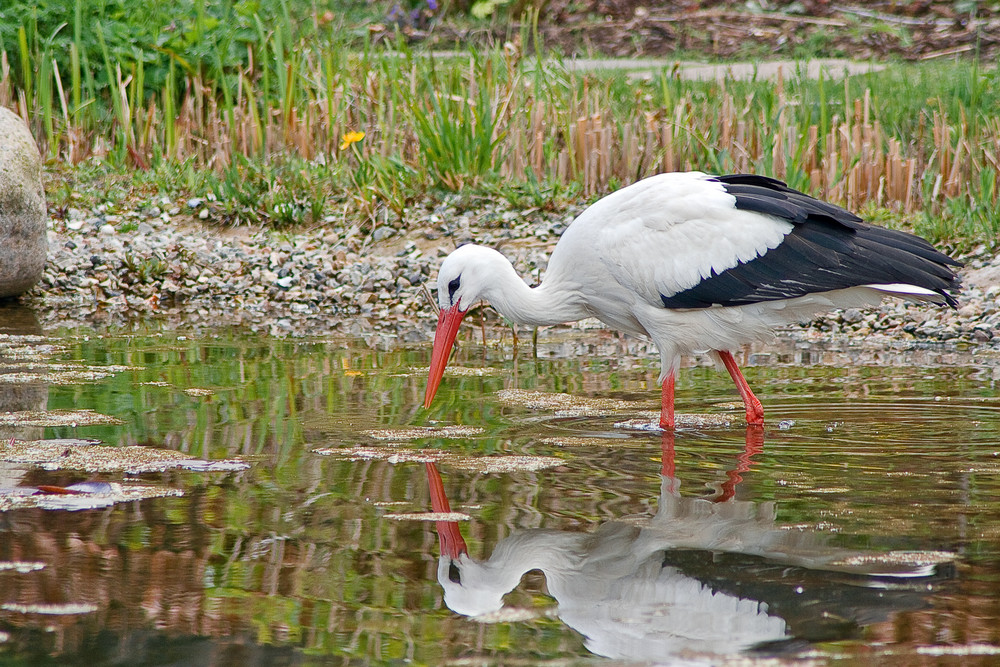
806, 124, 818, 174
573, 115, 586, 179
905, 158, 916, 210
945, 139, 965, 197
984, 124, 1000, 204
773, 71, 787, 179
139, 102, 156, 160
660, 121, 674, 173
886, 138, 903, 203
809, 168, 823, 194
772, 107, 787, 180
933, 111, 950, 189
733, 119, 749, 172
532, 126, 544, 178
0, 52, 10, 109
557, 149, 569, 183
503, 111, 524, 181
599, 122, 611, 185
621, 123, 636, 181
114, 65, 134, 145
641, 113, 657, 177
721, 92, 733, 148
824, 120, 841, 202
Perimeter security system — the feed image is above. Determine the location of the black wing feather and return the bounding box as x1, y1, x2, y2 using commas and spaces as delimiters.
660, 174, 962, 309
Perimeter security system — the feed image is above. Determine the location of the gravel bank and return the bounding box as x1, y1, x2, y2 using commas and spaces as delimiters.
20, 195, 1000, 347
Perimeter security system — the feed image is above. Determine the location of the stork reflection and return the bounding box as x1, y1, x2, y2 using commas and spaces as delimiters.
427, 429, 953, 661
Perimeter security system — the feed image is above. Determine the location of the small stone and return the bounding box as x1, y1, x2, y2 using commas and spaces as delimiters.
372, 227, 394, 242
841, 308, 863, 324
972, 328, 993, 343
958, 304, 979, 318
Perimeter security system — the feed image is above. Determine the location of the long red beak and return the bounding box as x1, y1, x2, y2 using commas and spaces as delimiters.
423, 305, 466, 408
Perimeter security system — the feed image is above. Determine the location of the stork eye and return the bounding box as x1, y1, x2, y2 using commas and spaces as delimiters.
447, 276, 461, 303
448, 561, 462, 584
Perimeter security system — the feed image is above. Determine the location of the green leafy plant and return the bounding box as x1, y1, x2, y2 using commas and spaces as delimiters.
122, 251, 168, 284
410, 83, 505, 190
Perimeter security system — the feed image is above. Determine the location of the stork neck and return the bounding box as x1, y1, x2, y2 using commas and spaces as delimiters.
483, 530, 587, 581
485, 267, 588, 327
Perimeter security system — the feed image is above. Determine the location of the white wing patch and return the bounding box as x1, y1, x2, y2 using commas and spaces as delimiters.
570, 173, 794, 306
865, 283, 945, 302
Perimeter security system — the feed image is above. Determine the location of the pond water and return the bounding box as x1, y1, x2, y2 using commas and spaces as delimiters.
1, 308, 999, 666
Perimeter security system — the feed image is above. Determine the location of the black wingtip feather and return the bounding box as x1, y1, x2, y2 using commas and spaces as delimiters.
660, 174, 963, 310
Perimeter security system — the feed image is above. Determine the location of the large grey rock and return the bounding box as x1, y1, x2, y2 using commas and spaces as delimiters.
0, 107, 46, 298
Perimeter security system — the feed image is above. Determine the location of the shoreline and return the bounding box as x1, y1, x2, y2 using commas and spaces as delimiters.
15, 194, 999, 348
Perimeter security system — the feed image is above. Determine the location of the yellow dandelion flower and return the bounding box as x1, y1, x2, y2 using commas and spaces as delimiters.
340, 131, 365, 150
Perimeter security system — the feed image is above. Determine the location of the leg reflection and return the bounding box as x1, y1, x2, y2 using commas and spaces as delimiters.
659, 427, 765, 502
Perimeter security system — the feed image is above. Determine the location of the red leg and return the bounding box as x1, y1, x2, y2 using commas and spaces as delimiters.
718, 350, 764, 426
659, 372, 676, 430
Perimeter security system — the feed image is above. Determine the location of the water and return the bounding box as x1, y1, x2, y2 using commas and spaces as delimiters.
1, 316, 999, 666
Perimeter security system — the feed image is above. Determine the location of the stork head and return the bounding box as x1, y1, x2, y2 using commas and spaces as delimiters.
423, 244, 504, 408
437, 554, 509, 617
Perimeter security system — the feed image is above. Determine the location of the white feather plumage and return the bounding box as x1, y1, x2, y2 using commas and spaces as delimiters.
427, 171, 960, 426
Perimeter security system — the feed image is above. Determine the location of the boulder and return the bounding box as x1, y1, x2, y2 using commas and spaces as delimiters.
0, 107, 46, 298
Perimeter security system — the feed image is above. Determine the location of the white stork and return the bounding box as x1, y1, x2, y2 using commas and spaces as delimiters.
422, 172, 962, 428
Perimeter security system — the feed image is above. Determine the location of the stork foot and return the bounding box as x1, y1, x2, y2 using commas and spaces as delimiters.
744, 397, 765, 427
718, 350, 765, 427
745, 412, 764, 427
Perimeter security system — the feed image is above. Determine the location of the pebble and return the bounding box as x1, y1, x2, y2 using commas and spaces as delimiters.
372, 227, 394, 242
23, 195, 999, 346
841, 308, 863, 324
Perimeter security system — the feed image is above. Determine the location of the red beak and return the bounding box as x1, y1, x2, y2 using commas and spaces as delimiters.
423, 305, 466, 408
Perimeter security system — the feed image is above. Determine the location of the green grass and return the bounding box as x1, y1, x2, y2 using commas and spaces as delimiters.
4, 2, 1000, 249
